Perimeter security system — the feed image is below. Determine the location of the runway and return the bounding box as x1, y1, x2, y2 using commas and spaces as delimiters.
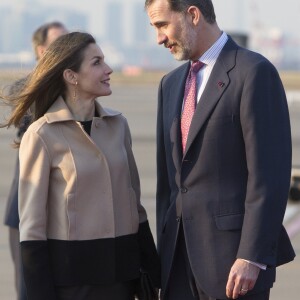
0, 81, 300, 299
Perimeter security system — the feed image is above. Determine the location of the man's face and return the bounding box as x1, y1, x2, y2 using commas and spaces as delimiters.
147, 0, 197, 61
44, 26, 68, 48
37, 26, 68, 60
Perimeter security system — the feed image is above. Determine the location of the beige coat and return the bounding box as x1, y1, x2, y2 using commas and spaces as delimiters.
19, 96, 147, 243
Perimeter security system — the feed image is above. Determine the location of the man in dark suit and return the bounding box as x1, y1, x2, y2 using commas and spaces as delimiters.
145, 0, 295, 299
3, 21, 67, 300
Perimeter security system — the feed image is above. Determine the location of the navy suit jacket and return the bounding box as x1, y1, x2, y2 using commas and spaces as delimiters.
4, 77, 29, 229
156, 37, 295, 298
4, 155, 20, 228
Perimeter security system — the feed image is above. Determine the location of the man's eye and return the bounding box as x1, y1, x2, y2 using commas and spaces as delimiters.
157, 23, 167, 29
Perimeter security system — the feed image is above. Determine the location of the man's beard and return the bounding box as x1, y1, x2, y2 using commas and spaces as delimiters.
171, 24, 196, 61
172, 43, 192, 61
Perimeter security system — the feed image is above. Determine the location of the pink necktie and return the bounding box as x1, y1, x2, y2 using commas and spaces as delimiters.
181, 61, 204, 152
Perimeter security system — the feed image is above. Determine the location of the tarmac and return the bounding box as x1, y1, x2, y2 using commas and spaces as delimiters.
0, 83, 300, 299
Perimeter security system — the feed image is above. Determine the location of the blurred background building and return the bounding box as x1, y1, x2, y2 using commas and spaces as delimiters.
0, 0, 299, 71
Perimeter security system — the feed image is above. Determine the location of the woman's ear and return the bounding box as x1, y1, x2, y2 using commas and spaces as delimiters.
63, 69, 77, 85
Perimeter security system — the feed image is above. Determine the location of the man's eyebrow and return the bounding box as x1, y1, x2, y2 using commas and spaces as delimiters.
151, 21, 167, 27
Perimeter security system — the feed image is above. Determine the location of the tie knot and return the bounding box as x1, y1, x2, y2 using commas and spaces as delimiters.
191, 60, 204, 73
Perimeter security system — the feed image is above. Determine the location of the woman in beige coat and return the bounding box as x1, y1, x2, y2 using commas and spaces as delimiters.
2, 32, 160, 300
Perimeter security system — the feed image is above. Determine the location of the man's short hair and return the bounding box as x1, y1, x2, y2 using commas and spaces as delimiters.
32, 21, 66, 60
145, 0, 216, 24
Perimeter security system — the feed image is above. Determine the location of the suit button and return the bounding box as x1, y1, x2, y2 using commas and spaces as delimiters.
176, 217, 181, 223
181, 187, 188, 193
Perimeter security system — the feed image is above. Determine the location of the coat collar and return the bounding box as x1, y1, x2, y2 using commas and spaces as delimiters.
44, 96, 121, 124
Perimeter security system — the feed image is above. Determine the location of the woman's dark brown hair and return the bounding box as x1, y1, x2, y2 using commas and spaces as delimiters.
2, 32, 95, 130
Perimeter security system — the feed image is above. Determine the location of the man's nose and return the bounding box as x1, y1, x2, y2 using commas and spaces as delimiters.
157, 32, 167, 45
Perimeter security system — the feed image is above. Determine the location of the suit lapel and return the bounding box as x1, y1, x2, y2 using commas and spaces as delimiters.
169, 62, 190, 169
184, 38, 237, 155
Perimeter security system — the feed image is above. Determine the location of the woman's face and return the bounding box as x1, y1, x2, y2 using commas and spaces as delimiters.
75, 43, 113, 99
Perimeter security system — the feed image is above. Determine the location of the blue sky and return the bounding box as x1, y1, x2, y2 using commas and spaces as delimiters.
1, 0, 299, 39
214, 0, 300, 38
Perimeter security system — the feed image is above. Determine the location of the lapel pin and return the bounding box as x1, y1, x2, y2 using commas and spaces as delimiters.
218, 81, 225, 88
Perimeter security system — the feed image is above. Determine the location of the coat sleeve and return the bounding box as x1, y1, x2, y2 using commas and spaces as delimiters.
137, 221, 161, 288
19, 129, 57, 299
123, 118, 161, 287
123, 118, 147, 224
237, 58, 293, 267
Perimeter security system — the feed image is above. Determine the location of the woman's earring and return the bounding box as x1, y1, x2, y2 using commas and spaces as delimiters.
73, 81, 78, 102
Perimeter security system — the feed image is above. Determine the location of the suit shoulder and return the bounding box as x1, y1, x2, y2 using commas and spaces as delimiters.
224, 37, 276, 72
163, 62, 189, 82
8, 76, 28, 95
237, 47, 275, 70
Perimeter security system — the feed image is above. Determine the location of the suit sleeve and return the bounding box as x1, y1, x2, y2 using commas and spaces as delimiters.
19, 129, 57, 299
237, 59, 292, 267
4, 154, 20, 228
156, 77, 172, 250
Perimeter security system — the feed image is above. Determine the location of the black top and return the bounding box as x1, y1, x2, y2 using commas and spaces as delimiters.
80, 120, 93, 135
80, 110, 100, 135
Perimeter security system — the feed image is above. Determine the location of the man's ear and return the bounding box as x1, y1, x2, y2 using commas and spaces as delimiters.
36, 45, 47, 60
187, 6, 201, 25
63, 69, 77, 85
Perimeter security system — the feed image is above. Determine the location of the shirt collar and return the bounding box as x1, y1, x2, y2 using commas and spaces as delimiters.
198, 32, 228, 66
